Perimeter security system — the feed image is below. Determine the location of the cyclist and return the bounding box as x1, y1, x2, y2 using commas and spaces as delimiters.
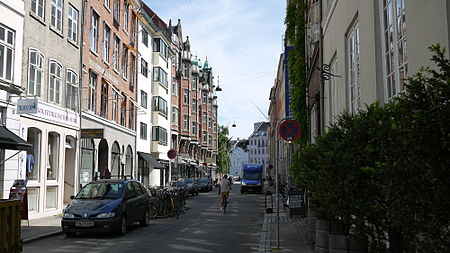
220, 174, 232, 210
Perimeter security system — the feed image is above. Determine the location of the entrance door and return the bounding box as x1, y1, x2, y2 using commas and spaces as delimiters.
64, 136, 76, 203
98, 139, 109, 178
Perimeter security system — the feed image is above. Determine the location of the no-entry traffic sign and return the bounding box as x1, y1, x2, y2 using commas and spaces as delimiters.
278, 119, 301, 142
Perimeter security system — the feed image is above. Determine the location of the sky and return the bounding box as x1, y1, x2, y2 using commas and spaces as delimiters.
144, 0, 286, 139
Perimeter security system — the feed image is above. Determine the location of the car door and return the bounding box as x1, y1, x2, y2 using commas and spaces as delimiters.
132, 182, 147, 218
124, 182, 138, 223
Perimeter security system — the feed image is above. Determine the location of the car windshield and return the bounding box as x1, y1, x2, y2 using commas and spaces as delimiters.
76, 182, 124, 199
200, 178, 209, 183
169, 181, 185, 187
186, 178, 194, 184
243, 172, 261, 180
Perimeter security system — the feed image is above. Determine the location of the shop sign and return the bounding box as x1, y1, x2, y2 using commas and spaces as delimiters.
81, 128, 104, 139
17, 99, 38, 114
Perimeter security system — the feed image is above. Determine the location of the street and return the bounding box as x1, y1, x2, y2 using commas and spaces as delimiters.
24, 184, 266, 253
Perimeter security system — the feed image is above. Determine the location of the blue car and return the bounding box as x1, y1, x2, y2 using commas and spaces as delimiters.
61, 179, 150, 236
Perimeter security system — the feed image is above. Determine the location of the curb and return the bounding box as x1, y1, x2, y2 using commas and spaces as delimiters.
23, 230, 63, 244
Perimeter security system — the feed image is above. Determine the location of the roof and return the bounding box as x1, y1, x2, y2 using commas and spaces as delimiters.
249, 122, 269, 138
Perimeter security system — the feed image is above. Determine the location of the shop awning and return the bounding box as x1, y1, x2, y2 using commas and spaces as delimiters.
137, 152, 165, 169
0, 126, 33, 151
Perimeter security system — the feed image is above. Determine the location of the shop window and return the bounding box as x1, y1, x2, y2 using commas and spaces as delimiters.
28, 187, 39, 212
80, 139, 95, 186
125, 146, 133, 178
46, 186, 57, 209
47, 132, 60, 180
111, 142, 120, 178
26, 128, 41, 181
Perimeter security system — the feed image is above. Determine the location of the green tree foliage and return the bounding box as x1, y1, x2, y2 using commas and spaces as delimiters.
285, 0, 307, 145
217, 125, 231, 174
293, 45, 450, 252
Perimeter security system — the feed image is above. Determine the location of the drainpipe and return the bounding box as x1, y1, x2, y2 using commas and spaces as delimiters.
76, 0, 87, 192
319, 0, 325, 135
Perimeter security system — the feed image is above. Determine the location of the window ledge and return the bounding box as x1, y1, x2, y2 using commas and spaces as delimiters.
90, 50, 99, 57
49, 26, 64, 39
67, 39, 79, 49
29, 12, 46, 26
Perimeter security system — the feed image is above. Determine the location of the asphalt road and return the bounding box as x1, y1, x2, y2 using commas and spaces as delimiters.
24, 183, 266, 253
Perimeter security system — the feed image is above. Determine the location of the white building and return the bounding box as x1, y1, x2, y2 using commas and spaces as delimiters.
138, 4, 172, 186
248, 122, 269, 177
229, 139, 249, 178
0, 0, 26, 199
307, 0, 450, 137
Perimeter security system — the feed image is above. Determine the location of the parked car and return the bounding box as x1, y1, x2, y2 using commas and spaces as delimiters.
198, 178, 213, 192
167, 179, 189, 198
185, 178, 199, 196
61, 179, 150, 236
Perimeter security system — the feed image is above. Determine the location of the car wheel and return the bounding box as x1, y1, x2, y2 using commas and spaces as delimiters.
118, 215, 127, 235
140, 209, 150, 226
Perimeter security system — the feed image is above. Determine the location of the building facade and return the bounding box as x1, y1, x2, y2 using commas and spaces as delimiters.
229, 139, 249, 178
169, 20, 219, 181
19, 0, 82, 216
136, 3, 172, 187
0, 0, 26, 199
248, 122, 269, 178
80, 0, 139, 189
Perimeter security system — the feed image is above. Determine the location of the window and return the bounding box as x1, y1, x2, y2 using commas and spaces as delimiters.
113, 35, 120, 70
0, 25, 15, 83
130, 16, 136, 44
152, 67, 168, 88
183, 89, 190, 104
48, 60, 61, 103
329, 59, 337, 123
120, 97, 126, 126
171, 78, 178, 96
26, 128, 41, 181
153, 38, 168, 58
31, 0, 45, 19
183, 63, 190, 78
192, 98, 197, 112
172, 107, 178, 125
104, 0, 110, 10
113, 0, 119, 23
381, 0, 407, 100
50, 0, 63, 32
112, 89, 118, 122
67, 5, 78, 42
152, 96, 168, 116
183, 115, 189, 131
47, 132, 60, 180
203, 112, 207, 123
90, 11, 99, 53
152, 126, 167, 145
128, 104, 134, 129
140, 122, 147, 140
122, 3, 128, 33
102, 24, 111, 63
203, 131, 207, 142
347, 21, 360, 114
88, 71, 97, 112
121, 44, 128, 79
100, 82, 108, 117
28, 50, 44, 96
140, 59, 148, 77
142, 30, 148, 47
66, 70, 78, 110
192, 75, 197, 89
129, 55, 135, 90
140, 90, 147, 108
192, 122, 197, 136
202, 92, 207, 103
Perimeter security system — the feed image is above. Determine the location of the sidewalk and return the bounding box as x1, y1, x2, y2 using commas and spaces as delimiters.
258, 204, 313, 252
21, 215, 63, 244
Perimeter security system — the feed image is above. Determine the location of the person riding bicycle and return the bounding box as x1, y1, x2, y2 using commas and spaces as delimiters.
220, 174, 232, 209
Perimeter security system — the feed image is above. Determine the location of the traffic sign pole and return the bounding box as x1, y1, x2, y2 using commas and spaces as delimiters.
275, 116, 293, 250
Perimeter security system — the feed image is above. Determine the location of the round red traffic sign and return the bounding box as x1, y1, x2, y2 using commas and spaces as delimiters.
167, 149, 177, 159
278, 119, 301, 142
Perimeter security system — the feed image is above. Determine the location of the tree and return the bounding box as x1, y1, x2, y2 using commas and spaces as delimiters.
217, 125, 231, 174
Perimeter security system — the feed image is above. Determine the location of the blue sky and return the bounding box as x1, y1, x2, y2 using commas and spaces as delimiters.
144, 0, 286, 138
